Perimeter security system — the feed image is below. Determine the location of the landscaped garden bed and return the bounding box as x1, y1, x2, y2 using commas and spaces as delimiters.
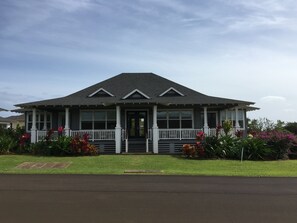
182, 120, 297, 161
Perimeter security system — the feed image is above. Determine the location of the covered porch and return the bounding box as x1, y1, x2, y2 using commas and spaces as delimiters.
29, 104, 246, 154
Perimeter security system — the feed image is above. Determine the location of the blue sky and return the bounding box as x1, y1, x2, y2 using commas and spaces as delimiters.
1, 0, 297, 122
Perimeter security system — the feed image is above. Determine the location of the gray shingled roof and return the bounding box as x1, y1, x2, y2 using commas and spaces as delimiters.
16, 73, 254, 108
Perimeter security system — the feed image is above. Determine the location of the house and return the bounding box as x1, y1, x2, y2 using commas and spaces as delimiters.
0, 108, 10, 129
0, 114, 25, 129
0, 117, 10, 129
15, 73, 256, 154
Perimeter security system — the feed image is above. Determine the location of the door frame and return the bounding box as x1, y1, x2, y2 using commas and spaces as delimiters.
125, 109, 150, 138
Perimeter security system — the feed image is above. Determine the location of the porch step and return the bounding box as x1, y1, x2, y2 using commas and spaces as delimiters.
126, 139, 146, 153
122, 152, 153, 155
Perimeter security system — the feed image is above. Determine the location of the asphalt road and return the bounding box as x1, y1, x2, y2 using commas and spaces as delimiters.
0, 175, 297, 223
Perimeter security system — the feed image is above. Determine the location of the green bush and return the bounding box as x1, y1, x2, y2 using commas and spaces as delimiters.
32, 131, 98, 156
255, 131, 297, 160
182, 130, 295, 161
240, 137, 270, 160
0, 126, 27, 154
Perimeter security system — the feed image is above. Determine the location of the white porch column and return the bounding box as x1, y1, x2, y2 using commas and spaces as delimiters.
203, 107, 209, 135
115, 105, 122, 154
31, 108, 37, 143
235, 107, 240, 130
152, 105, 159, 154
42, 111, 47, 130
65, 107, 70, 136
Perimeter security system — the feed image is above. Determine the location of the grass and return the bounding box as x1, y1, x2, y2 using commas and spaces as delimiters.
1, 154, 297, 176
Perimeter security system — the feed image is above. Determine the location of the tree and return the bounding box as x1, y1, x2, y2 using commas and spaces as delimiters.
284, 122, 297, 135
248, 118, 275, 133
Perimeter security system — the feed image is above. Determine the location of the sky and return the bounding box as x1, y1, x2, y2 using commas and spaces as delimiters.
0, 0, 297, 122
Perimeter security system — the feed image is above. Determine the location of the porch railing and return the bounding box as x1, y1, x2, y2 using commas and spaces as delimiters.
159, 128, 245, 140
36, 130, 115, 142
37, 130, 60, 142
70, 130, 115, 141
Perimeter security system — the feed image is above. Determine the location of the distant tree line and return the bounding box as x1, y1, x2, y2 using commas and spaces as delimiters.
248, 118, 297, 135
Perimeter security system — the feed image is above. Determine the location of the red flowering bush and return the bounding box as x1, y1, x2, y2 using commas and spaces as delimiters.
182, 131, 206, 158
45, 129, 54, 142
70, 134, 97, 156
182, 144, 196, 158
19, 133, 30, 148
32, 130, 98, 156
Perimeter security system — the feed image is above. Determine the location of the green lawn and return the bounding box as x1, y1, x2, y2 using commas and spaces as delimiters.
1, 154, 297, 176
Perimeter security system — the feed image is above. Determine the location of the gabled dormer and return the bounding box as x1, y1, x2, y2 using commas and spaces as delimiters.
159, 87, 184, 97
122, 89, 150, 100
88, 88, 114, 98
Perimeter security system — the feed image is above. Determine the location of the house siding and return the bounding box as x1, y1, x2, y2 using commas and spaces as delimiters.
91, 141, 116, 154
158, 140, 194, 154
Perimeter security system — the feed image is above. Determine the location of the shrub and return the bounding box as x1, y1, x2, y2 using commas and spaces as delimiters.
203, 136, 220, 158
217, 135, 241, 159
222, 120, 233, 135
255, 131, 297, 160
32, 130, 98, 156
70, 134, 97, 156
0, 126, 27, 154
182, 144, 196, 158
240, 137, 270, 160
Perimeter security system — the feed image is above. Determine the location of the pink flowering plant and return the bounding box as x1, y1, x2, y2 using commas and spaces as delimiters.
254, 131, 297, 159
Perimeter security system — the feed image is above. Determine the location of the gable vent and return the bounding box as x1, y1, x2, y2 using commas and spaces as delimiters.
159, 87, 184, 97
88, 88, 114, 98
122, 89, 150, 100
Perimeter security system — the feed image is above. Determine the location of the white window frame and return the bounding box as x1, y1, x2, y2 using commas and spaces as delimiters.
26, 111, 52, 132
220, 109, 245, 129
80, 110, 116, 130
157, 109, 194, 129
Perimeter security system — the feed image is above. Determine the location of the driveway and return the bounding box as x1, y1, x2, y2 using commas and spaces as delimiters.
0, 175, 297, 223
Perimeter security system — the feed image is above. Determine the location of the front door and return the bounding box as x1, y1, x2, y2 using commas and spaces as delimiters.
127, 111, 147, 138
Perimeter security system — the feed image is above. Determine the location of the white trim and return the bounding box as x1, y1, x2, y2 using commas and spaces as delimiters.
159, 87, 184, 97
88, 88, 114, 97
122, 89, 150, 100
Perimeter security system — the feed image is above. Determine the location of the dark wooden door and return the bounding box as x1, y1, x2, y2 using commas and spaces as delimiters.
127, 111, 147, 138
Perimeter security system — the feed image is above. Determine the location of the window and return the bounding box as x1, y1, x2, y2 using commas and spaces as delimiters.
81, 111, 93, 129
157, 111, 167, 128
81, 110, 116, 130
201, 112, 217, 128
220, 109, 245, 128
27, 112, 52, 131
181, 111, 192, 128
157, 110, 193, 129
168, 111, 180, 128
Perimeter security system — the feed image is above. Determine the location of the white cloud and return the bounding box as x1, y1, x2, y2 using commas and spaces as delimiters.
283, 108, 296, 112
260, 96, 287, 102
